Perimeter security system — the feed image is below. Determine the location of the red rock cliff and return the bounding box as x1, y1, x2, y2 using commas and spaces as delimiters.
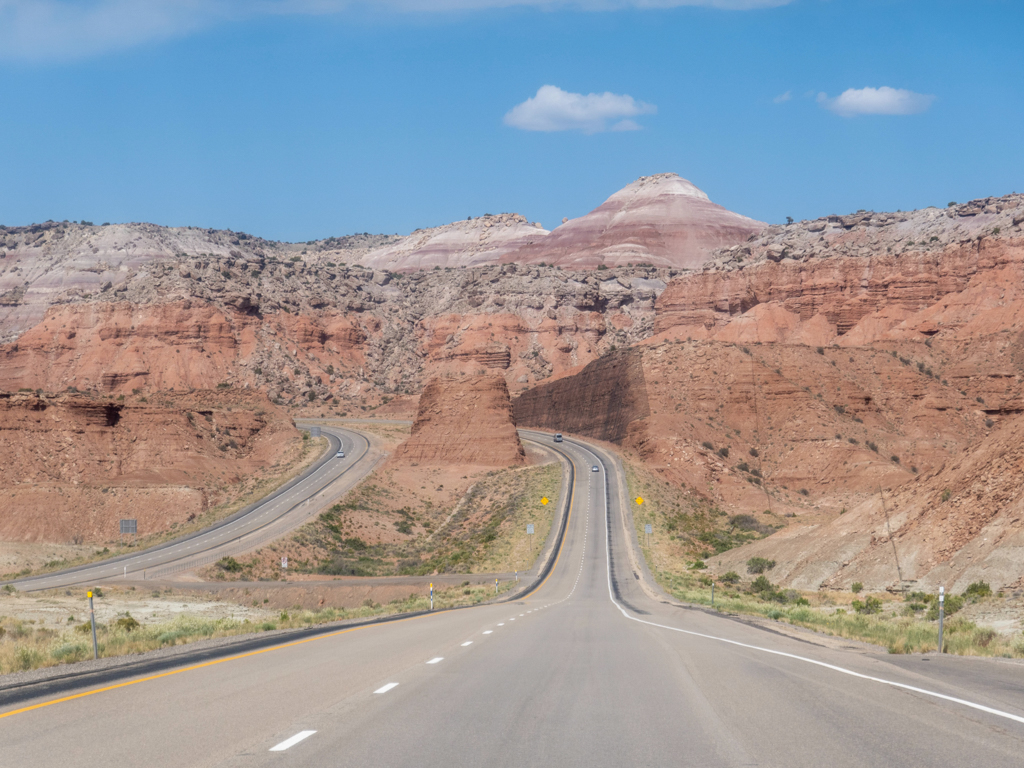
392, 375, 526, 467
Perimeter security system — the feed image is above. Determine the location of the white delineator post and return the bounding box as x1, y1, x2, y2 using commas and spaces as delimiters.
938, 586, 945, 654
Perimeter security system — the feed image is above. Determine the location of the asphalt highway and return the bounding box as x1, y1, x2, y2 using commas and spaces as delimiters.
2, 435, 1024, 766
5, 424, 379, 591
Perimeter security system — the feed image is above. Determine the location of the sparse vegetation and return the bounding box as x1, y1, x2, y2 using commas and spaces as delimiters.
746, 557, 776, 574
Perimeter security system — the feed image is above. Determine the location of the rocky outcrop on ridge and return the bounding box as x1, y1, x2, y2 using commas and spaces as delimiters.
0, 260, 669, 404
360, 214, 548, 272
392, 374, 525, 467
502, 174, 764, 270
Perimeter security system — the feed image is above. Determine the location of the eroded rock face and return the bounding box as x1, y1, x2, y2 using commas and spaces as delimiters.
502, 174, 764, 270
0, 390, 299, 545
711, 410, 1024, 593
392, 375, 525, 467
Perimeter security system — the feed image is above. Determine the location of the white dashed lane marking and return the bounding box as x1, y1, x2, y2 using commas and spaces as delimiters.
270, 731, 316, 751
374, 683, 399, 694
427, 657, 444, 665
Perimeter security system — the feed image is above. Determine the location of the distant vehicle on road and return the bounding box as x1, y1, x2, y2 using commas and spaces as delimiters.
554, 433, 563, 442
336, 451, 345, 458
592, 465, 599, 472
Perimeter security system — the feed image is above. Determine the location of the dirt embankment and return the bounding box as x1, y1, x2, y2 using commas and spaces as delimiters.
0, 390, 299, 546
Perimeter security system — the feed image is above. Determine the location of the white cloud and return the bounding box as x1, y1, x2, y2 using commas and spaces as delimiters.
0, 0, 795, 62
772, 90, 792, 104
817, 86, 935, 117
503, 85, 656, 133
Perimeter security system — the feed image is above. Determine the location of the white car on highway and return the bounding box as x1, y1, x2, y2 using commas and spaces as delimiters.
336, 451, 345, 458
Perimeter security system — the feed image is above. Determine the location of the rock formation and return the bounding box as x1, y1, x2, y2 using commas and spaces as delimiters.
502, 174, 764, 270
392, 374, 525, 467
359, 214, 548, 272
0, 390, 299, 545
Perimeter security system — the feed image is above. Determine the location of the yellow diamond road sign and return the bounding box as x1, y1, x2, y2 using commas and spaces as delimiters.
636, 497, 644, 505
541, 497, 549, 505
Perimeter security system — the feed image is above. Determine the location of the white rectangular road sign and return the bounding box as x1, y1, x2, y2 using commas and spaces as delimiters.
645, 524, 653, 534
526, 524, 534, 535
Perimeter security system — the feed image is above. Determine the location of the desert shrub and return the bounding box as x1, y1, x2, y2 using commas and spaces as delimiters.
717, 447, 730, 458
833, 404, 845, 414
941, 489, 951, 502
749, 447, 759, 457
737, 461, 750, 473
851, 582, 863, 594
746, 557, 776, 574
816, 347, 824, 355
927, 594, 964, 620
113, 614, 140, 632
852, 596, 883, 615
50, 642, 90, 662
866, 441, 878, 453
217, 556, 243, 573
799, 488, 809, 496
964, 581, 992, 600
750, 575, 787, 603
14, 646, 43, 671
985, 418, 994, 428
720, 571, 740, 584
701, 441, 714, 451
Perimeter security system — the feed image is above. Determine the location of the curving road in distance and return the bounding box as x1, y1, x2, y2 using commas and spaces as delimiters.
4, 424, 380, 592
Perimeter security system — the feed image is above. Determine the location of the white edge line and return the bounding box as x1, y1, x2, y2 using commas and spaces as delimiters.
269, 730, 316, 751
374, 682, 399, 694
594, 442, 1024, 728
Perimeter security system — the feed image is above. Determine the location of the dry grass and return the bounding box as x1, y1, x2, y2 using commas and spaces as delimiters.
0, 580, 511, 675
622, 457, 1024, 658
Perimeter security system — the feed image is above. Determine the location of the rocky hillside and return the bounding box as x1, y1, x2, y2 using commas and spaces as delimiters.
0, 260, 669, 407
0, 390, 300, 546
360, 214, 548, 271
392, 374, 525, 467
513, 192, 1024, 590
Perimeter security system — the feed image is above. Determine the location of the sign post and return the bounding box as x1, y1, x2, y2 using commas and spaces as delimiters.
711, 581, 715, 608
119, 518, 137, 546
430, 582, 434, 611
495, 578, 498, 595
87, 590, 99, 660
938, 586, 945, 654
644, 523, 653, 548
281, 556, 288, 570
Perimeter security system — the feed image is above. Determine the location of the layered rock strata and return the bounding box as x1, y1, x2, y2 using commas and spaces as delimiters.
503, 174, 764, 270
392, 375, 526, 467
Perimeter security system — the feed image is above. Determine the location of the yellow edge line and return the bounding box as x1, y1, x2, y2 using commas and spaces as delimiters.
0, 609, 432, 721
2, 437, 578, 721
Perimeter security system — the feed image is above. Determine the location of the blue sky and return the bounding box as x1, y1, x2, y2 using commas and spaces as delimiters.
0, 1, 1021, 241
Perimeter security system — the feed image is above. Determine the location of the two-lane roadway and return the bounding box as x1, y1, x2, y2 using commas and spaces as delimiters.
6, 424, 380, 591
2, 433, 1023, 767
